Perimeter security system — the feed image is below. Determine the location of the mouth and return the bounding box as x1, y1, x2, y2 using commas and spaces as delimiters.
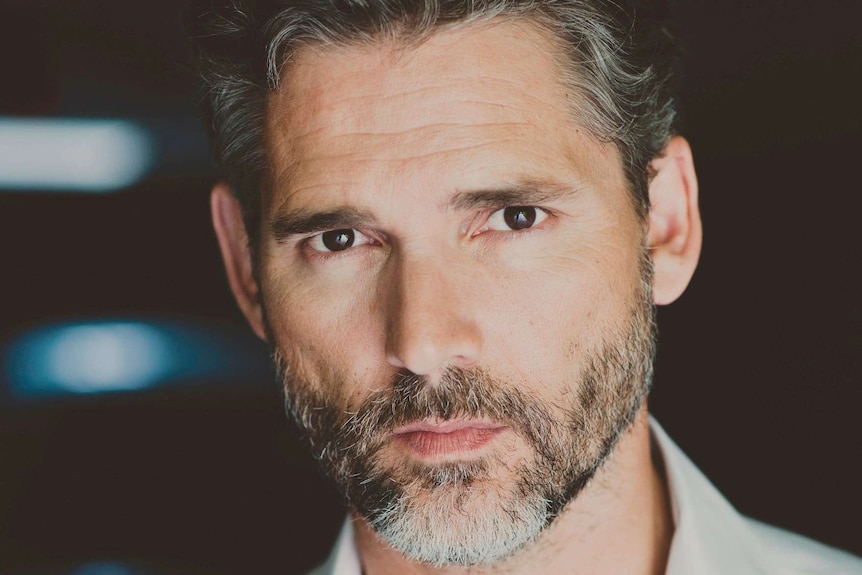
390, 420, 508, 460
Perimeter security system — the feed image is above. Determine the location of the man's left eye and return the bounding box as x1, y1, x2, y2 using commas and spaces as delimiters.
486, 206, 549, 231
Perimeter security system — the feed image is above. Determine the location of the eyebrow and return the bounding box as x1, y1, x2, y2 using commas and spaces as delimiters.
270, 207, 377, 241
446, 179, 581, 212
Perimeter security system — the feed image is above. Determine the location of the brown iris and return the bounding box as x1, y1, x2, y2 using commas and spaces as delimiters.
503, 207, 537, 230
321, 229, 355, 251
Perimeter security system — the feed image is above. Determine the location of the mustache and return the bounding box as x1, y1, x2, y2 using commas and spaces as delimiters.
339, 366, 556, 452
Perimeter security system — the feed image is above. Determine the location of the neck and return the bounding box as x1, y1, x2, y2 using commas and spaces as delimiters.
353, 408, 674, 575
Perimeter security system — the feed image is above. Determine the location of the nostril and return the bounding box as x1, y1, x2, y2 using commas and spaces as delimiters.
386, 350, 407, 369
451, 353, 478, 369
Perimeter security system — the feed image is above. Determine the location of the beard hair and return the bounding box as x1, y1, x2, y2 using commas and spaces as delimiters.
269, 255, 657, 567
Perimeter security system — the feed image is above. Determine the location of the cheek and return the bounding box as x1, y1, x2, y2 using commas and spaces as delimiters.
262, 266, 388, 406
478, 265, 596, 383
477, 230, 642, 390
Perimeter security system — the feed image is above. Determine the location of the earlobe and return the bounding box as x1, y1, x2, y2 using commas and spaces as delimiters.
647, 136, 702, 305
211, 182, 268, 340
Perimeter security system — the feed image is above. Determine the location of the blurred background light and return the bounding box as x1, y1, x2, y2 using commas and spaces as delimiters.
0, 117, 154, 192
69, 562, 144, 575
1, 319, 270, 401
35, 322, 172, 394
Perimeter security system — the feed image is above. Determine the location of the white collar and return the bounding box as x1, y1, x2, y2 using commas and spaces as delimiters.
317, 418, 770, 575
650, 418, 767, 575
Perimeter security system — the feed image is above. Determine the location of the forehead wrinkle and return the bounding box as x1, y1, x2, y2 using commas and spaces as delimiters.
299, 78, 562, 111
268, 100, 547, 201
282, 138, 556, 183
275, 115, 555, 177
275, 96, 553, 150
282, 120, 535, 146
279, 81, 570, 139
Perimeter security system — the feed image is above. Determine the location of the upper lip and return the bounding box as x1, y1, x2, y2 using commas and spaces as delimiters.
392, 420, 507, 435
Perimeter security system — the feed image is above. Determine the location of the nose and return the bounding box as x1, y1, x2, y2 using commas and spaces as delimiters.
383, 253, 482, 380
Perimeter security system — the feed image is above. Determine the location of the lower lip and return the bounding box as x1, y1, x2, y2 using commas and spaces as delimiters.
392, 427, 505, 458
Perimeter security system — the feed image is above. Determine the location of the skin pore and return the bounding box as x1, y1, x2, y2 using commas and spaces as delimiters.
212, 16, 701, 575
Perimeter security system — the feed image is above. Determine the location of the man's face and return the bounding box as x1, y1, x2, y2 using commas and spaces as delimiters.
259, 20, 655, 566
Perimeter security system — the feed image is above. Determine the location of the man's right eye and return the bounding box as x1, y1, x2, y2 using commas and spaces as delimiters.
306, 229, 373, 253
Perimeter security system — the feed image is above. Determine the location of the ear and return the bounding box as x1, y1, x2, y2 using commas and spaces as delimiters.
211, 182, 267, 340
647, 136, 702, 305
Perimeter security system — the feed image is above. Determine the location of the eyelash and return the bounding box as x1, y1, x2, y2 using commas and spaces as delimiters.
298, 206, 552, 259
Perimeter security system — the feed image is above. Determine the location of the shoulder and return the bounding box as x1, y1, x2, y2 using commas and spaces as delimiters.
649, 418, 862, 575
747, 518, 862, 574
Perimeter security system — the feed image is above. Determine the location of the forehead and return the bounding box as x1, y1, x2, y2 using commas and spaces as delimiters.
264, 19, 619, 210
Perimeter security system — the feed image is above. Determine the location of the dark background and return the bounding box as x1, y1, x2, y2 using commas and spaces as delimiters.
1, 0, 860, 573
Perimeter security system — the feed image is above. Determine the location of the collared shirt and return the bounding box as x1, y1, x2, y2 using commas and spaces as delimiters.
309, 419, 862, 574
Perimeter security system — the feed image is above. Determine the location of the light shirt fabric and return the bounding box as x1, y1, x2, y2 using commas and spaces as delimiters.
308, 419, 862, 574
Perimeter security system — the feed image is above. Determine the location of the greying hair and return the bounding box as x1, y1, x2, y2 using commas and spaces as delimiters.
187, 0, 680, 251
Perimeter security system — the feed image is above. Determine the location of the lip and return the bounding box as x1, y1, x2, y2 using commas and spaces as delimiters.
391, 420, 507, 459
393, 420, 506, 435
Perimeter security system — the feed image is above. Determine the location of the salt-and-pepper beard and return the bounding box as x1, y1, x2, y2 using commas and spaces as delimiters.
269, 259, 657, 567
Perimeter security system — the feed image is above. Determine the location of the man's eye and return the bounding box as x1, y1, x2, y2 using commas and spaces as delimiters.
307, 229, 373, 252
487, 206, 548, 231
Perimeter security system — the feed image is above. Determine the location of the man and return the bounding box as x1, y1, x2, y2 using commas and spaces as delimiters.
188, 0, 862, 573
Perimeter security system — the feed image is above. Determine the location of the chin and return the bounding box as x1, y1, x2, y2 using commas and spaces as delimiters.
369, 466, 552, 567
